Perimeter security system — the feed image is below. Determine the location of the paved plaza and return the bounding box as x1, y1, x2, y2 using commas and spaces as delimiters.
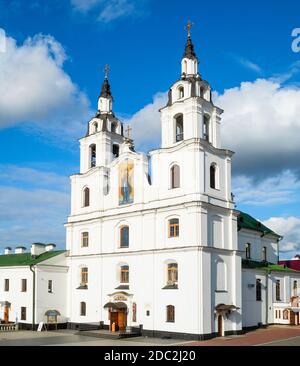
1, 326, 300, 346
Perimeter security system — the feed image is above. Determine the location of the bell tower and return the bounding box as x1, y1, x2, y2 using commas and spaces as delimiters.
160, 21, 222, 149
79, 66, 126, 173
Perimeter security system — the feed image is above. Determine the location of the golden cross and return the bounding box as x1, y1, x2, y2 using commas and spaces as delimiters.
104, 64, 110, 79
185, 19, 194, 37
125, 124, 132, 139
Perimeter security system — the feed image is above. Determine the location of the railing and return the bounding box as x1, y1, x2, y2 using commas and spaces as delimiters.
0, 323, 18, 331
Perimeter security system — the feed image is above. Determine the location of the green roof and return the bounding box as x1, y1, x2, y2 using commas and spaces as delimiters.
242, 259, 299, 273
0, 250, 66, 267
238, 211, 281, 238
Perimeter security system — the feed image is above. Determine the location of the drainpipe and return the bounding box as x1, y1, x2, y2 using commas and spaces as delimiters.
29, 265, 36, 330
265, 271, 271, 326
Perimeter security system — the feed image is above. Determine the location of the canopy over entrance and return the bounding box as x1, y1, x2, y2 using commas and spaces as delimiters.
45, 310, 61, 316
215, 304, 240, 313
0, 301, 11, 308
103, 302, 127, 310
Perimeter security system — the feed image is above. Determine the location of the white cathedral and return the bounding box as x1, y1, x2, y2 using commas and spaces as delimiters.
1, 27, 300, 340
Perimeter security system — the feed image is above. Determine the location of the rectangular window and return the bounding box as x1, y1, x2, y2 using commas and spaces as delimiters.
21, 307, 26, 321
245, 243, 251, 259
21, 279, 27, 292
81, 232, 89, 247
293, 280, 297, 296
80, 302, 86, 316
276, 280, 281, 301
121, 265, 129, 283
262, 246, 267, 261
81, 268, 88, 286
169, 219, 179, 238
256, 279, 262, 301
4, 279, 9, 292
167, 263, 178, 285
48, 280, 53, 293
120, 226, 129, 248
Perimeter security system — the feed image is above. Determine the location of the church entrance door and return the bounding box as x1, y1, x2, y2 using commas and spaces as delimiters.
4, 305, 9, 323
109, 310, 127, 332
217, 315, 223, 337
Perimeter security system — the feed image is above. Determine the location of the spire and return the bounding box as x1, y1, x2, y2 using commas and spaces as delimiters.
98, 64, 113, 113
183, 20, 197, 60
100, 64, 112, 98
100, 78, 112, 98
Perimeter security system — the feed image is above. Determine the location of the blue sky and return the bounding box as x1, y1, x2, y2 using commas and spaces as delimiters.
0, 0, 300, 258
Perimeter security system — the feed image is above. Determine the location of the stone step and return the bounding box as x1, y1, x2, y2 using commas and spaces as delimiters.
76, 330, 141, 339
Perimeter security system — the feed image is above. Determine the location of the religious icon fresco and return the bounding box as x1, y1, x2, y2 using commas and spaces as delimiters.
119, 159, 134, 205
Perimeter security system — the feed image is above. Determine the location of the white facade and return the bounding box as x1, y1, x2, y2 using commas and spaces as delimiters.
0, 246, 68, 328
64, 33, 242, 339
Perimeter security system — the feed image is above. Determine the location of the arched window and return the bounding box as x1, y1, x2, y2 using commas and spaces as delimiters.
256, 279, 262, 301
81, 267, 88, 286
178, 86, 184, 99
111, 122, 117, 134
183, 60, 187, 74
80, 302, 86, 316
166, 305, 175, 323
112, 144, 119, 158
89, 144, 96, 168
81, 232, 89, 247
245, 243, 251, 259
216, 261, 226, 291
262, 246, 267, 261
175, 114, 184, 142
276, 280, 281, 301
283, 310, 289, 320
92, 122, 98, 134
170, 164, 180, 189
210, 164, 217, 189
169, 218, 179, 238
167, 263, 178, 285
293, 280, 298, 296
120, 265, 129, 283
83, 187, 90, 207
120, 226, 129, 248
203, 115, 210, 141
200, 86, 204, 98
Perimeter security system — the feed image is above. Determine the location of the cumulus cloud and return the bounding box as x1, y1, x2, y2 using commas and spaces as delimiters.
0, 32, 90, 142
125, 92, 167, 151
263, 216, 300, 254
233, 170, 300, 206
215, 78, 300, 178
0, 166, 69, 252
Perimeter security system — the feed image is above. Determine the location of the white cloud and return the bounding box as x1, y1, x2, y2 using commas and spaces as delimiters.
215, 78, 300, 177
233, 170, 300, 206
125, 92, 167, 151
0, 32, 90, 141
71, 0, 142, 22
235, 56, 263, 74
263, 216, 300, 253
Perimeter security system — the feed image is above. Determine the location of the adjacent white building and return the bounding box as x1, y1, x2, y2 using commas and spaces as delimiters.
1, 28, 300, 339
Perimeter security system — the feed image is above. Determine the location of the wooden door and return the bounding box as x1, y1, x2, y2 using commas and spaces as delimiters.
4, 306, 9, 324
118, 311, 127, 332
296, 313, 299, 325
110, 312, 119, 332
218, 315, 223, 337
290, 311, 294, 325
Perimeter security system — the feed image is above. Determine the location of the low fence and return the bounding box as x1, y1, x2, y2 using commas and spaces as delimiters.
0, 323, 18, 331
